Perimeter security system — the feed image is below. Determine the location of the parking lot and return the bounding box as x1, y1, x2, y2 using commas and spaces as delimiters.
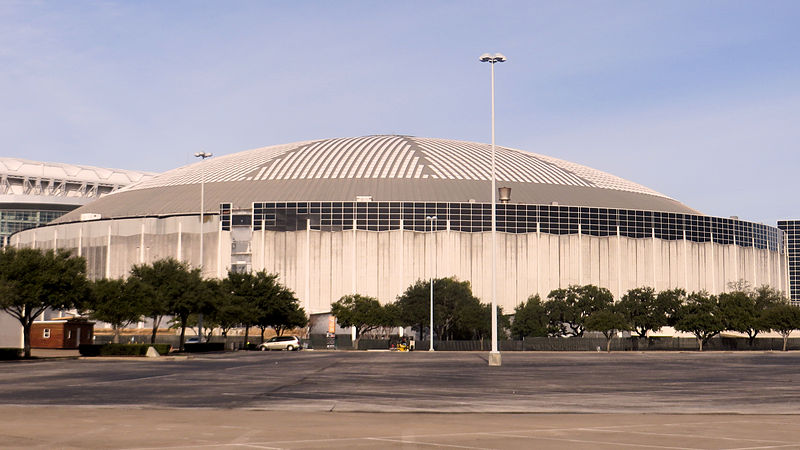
2, 351, 800, 448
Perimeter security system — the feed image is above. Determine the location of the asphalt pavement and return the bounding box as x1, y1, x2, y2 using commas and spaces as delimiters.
2, 350, 800, 449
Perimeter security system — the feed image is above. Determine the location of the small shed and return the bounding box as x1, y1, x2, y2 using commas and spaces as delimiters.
31, 318, 94, 349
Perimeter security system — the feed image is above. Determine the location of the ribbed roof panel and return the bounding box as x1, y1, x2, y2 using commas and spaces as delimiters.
56, 135, 699, 221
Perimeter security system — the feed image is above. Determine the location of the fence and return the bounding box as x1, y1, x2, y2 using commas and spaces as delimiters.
94, 333, 800, 352
308, 334, 800, 351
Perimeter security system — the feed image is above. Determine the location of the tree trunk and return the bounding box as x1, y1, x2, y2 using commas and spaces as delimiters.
113, 325, 121, 344
243, 326, 250, 350
179, 323, 187, 351
260, 327, 266, 343
697, 337, 704, 352
606, 337, 612, 353
23, 320, 32, 359
150, 316, 161, 344
783, 334, 789, 352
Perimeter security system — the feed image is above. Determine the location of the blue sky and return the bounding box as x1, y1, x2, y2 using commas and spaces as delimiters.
1, 1, 798, 225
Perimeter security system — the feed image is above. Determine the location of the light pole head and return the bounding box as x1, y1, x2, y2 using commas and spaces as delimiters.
479, 53, 507, 63
194, 152, 213, 159
498, 187, 512, 203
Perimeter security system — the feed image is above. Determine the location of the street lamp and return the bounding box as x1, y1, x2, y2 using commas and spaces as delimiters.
479, 52, 506, 367
426, 215, 437, 351
194, 151, 212, 340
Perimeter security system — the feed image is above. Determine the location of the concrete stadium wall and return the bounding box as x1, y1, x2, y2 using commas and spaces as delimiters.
10, 216, 230, 280
250, 228, 787, 314
0, 314, 22, 348
10, 216, 787, 316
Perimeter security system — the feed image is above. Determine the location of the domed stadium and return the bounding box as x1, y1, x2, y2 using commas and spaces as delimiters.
10, 135, 788, 316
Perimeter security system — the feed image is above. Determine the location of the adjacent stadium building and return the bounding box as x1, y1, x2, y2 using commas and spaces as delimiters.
0, 158, 154, 347
8, 136, 790, 321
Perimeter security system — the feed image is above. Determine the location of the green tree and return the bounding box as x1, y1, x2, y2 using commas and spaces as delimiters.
718, 290, 759, 344
222, 270, 305, 343
331, 294, 395, 349
511, 294, 548, 339
167, 267, 209, 351
395, 277, 494, 341
0, 248, 89, 358
464, 303, 509, 341
719, 284, 784, 345
617, 287, 681, 338
208, 289, 252, 338
222, 270, 264, 346
544, 285, 614, 337
86, 278, 148, 344
585, 307, 631, 352
761, 303, 800, 351
263, 285, 307, 337
673, 292, 724, 351
657, 288, 687, 327
129, 258, 206, 349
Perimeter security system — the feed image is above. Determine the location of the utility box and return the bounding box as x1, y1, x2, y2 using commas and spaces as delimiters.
31, 318, 94, 349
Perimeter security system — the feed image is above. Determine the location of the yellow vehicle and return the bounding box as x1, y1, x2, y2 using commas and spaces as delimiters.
390, 338, 413, 351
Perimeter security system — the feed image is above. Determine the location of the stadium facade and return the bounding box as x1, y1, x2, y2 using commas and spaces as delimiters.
0, 158, 155, 246
8, 136, 790, 319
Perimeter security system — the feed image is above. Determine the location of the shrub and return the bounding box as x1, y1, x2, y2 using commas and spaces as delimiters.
78, 344, 171, 356
0, 348, 22, 360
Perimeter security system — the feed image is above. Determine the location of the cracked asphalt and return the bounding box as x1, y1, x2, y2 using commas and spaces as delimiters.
3, 351, 800, 449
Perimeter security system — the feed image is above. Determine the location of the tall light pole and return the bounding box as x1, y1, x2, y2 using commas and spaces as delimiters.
480, 52, 506, 366
426, 215, 437, 351
194, 151, 212, 341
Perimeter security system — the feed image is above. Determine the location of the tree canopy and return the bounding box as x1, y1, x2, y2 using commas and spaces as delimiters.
223, 270, 306, 342
585, 307, 631, 352
331, 294, 396, 349
673, 291, 724, 351
0, 247, 88, 357
544, 285, 613, 337
761, 303, 800, 351
617, 287, 681, 338
129, 258, 207, 349
85, 278, 148, 344
511, 294, 548, 339
395, 277, 500, 341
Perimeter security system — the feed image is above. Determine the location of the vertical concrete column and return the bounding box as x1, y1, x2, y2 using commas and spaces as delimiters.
753, 237, 758, 287
616, 225, 621, 299
105, 225, 112, 278
177, 221, 182, 261
651, 228, 657, 292
262, 227, 266, 270
578, 223, 583, 285
711, 232, 716, 293
733, 234, 739, 283
768, 244, 773, 287
446, 219, 451, 278
78, 227, 82, 258
399, 219, 404, 300
352, 219, 357, 294
683, 229, 688, 291
536, 222, 541, 297
32, 230, 36, 249
351, 219, 358, 343
784, 234, 790, 296
305, 219, 311, 313
216, 221, 222, 278
139, 222, 145, 264
53, 229, 58, 250
398, 219, 404, 338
